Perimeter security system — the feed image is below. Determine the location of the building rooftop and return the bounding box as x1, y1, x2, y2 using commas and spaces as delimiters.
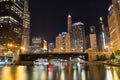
72, 22, 84, 26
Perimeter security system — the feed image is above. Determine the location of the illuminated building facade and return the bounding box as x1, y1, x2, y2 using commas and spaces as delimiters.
67, 14, 72, 33
48, 43, 54, 53
97, 17, 110, 52
108, 0, 120, 51
0, 0, 24, 46
54, 32, 71, 53
42, 40, 47, 53
54, 34, 62, 52
22, 0, 30, 53
88, 26, 98, 52
98, 17, 106, 52
70, 22, 86, 52
31, 37, 43, 53
65, 33, 71, 52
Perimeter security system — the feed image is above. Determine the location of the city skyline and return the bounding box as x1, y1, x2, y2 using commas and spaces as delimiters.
29, 0, 112, 43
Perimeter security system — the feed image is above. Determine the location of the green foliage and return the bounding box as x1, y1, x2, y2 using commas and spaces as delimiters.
115, 50, 120, 59
110, 53, 115, 59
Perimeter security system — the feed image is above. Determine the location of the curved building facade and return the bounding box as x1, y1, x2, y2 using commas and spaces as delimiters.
108, 0, 120, 51
70, 22, 86, 52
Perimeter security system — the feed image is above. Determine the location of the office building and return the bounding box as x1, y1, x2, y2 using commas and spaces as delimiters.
0, 0, 24, 45
70, 22, 86, 52
31, 37, 43, 53
88, 26, 98, 52
48, 43, 54, 53
0, 0, 30, 54
54, 32, 71, 53
42, 40, 47, 53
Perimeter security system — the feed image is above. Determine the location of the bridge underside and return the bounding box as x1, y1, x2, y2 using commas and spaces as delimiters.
19, 53, 88, 62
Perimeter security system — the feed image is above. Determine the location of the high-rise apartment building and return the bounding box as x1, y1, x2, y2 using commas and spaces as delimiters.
108, 0, 120, 51
54, 32, 71, 53
70, 22, 86, 52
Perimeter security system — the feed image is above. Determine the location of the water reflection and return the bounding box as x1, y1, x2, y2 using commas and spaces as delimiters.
1, 66, 13, 80
73, 66, 77, 80
0, 62, 120, 80
15, 66, 28, 80
105, 67, 119, 80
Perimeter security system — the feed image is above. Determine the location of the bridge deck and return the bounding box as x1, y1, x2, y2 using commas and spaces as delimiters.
19, 53, 88, 61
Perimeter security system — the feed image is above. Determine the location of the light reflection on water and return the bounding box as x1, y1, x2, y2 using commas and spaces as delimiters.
0, 63, 120, 80
105, 67, 119, 80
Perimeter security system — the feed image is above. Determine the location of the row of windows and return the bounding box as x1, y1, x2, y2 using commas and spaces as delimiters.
11, 5, 23, 18
0, 16, 20, 25
0, 4, 23, 19
0, 0, 23, 3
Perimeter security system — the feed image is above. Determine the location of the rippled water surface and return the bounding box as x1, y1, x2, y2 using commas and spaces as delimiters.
0, 62, 120, 80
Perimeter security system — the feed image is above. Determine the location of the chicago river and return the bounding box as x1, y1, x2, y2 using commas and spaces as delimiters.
0, 61, 120, 80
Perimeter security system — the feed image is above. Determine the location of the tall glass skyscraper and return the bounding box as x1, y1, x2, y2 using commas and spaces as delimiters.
70, 22, 86, 52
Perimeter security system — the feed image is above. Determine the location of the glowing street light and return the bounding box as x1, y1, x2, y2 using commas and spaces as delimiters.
20, 46, 25, 51
7, 43, 14, 47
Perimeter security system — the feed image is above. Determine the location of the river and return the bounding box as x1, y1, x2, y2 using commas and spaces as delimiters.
0, 62, 120, 80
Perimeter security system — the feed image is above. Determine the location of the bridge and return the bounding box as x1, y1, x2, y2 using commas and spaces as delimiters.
0, 54, 13, 58
18, 52, 88, 62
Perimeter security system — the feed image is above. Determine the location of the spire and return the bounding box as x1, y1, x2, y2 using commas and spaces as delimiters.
68, 14, 71, 18
67, 14, 72, 33
99, 17, 103, 22
99, 17, 104, 31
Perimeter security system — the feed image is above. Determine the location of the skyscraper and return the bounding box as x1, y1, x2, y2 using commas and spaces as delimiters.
65, 33, 71, 52
22, 0, 30, 53
54, 32, 71, 53
43, 40, 47, 52
0, 0, 25, 51
99, 17, 106, 52
71, 22, 86, 52
31, 37, 43, 53
67, 14, 72, 33
89, 26, 98, 52
54, 33, 63, 53
48, 43, 54, 53
108, 0, 120, 51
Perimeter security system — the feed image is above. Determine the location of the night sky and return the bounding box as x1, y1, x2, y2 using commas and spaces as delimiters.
29, 0, 112, 43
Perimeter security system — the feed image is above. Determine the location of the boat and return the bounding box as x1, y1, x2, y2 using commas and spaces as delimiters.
33, 59, 49, 65
0, 57, 13, 65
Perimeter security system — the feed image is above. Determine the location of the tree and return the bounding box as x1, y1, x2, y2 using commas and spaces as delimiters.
110, 52, 115, 59
115, 50, 120, 59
